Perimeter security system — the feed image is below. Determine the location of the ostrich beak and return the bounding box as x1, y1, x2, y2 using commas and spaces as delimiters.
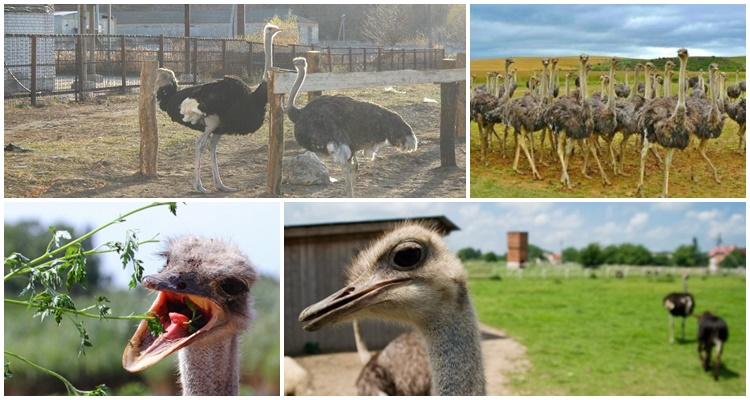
122, 275, 224, 372
298, 275, 411, 331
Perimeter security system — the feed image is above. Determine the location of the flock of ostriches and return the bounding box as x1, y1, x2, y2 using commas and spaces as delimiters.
471, 49, 746, 197
153, 24, 417, 196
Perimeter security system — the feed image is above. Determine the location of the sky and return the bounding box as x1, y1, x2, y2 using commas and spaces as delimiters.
285, 202, 746, 254
5, 201, 280, 288
471, 4, 746, 59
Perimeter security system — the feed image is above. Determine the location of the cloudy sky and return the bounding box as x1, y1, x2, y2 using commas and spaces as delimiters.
5, 201, 280, 288
285, 202, 745, 254
471, 4, 746, 59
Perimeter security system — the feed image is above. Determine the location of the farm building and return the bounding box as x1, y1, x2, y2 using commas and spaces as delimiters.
53, 9, 116, 34
4, 4, 56, 95
284, 216, 459, 355
708, 245, 745, 271
507, 231, 529, 269
110, 5, 319, 44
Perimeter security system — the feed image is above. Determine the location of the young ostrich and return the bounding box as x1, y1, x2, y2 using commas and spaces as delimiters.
697, 311, 729, 381
662, 274, 695, 343
285, 57, 417, 197
123, 236, 257, 395
352, 320, 431, 395
153, 24, 281, 193
299, 224, 486, 395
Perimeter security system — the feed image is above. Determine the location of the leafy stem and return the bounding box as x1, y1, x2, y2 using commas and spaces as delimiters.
4, 351, 108, 395
4, 298, 156, 322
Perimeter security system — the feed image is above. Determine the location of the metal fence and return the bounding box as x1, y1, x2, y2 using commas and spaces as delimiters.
5, 33, 447, 104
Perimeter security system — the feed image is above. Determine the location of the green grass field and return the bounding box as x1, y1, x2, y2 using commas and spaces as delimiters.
467, 263, 746, 395
4, 277, 280, 395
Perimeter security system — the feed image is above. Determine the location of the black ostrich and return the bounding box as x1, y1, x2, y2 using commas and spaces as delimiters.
697, 311, 729, 381
153, 24, 281, 192
285, 57, 417, 197
663, 275, 695, 343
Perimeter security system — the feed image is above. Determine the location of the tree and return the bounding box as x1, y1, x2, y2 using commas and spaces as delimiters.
579, 243, 605, 268
616, 243, 653, 266
652, 252, 671, 266
602, 245, 619, 265
673, 242, 708, 267
361, 5, 410, 45
561, 247, 580, 263
457, 247, 482, 261
482, 252, 499, 262
528, 244, 546, 262
719, 249, 746, 269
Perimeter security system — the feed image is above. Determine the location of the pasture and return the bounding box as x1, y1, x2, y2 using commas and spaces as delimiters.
4, 277, 280, 395
466, 262, 746, 395
469, 56, 746, 198
4, 83, 464, 198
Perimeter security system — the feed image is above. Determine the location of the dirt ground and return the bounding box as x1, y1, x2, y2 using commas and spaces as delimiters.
290, 324, 529, 395
4, 84, 465, 198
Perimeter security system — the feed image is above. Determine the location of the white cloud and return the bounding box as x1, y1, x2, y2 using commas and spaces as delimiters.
627, 212, 649, 232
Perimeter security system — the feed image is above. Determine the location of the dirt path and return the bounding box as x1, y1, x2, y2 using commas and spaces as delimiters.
4, 84, 465, 198
291, 324, 529, 395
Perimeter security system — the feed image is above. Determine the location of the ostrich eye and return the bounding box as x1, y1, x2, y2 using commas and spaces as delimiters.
219, 278, 248, 296
390, 241, 426, 270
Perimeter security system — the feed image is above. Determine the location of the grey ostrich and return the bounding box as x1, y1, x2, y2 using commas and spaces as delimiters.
123, 236, 257, 395
588, 58, 619, 177
505, 58, 547, 179
285, 57, 417, 197
635, 48, 695, 197
663, 61, 675, 98
472, 59, 515, 162
614, 63, 646, 175
686, 63, 725, 184
299, 224, 486, 396
352, 321, 431, 396
726, 69, 743, 100
615, 69, 631, 98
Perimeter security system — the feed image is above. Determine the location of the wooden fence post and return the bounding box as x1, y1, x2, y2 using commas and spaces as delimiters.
120, 36, 126, 92
138, 60, 159, 177
348, 47, 353, 72
158, 34, 164, 67
266, 69, 284, 196
248, 42, 254, 77
327, 46, 333, 72
221, 39, 227, 74
305, 51, 321, 100
455, 52, 466, 139
363, 48, 367, 72
192, 38, 198, 83
30, 35, 37, 106
439, 58, 457, 167
413, 49, 417, 69
377, 47, 382, 72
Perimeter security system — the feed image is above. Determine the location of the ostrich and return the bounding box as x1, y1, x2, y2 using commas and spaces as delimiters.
725, 96, 746, 152
505, 59, 547, 178
352, 321, 431, 395
663, 61, 675, 98
153, 24, 281, 193
615, 69, 631, 98
686, 63, 725, 184
285, 57, 417, 197
726, 69, 742, 99
662, 274, 695, 343
284, 356, 311, 395
123, 236, 257, 395
588, 57, 619, 176
635, 49, 694, 197
299, 223, 486, 395
697, 311, 729, 381
614, 63, 646, 174
472, 59, 514, 161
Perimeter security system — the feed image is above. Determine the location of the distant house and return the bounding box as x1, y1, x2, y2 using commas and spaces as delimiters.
544, 252, 561, 265
53, 10, 117, 34
114, 5, 319, 44
708, 245, 744, 272
4, 5, 56, 94
284, 216, 459, 355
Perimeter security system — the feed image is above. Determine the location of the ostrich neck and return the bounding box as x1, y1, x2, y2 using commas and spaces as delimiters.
504, 63, 510, 93
421, 294, 485, 395
628, 69, 637, 100
178, 334, 239, 395
676, 58, 686, 111
607, 64, 615, 109
287, 63, 307, 112
645, 71, 652, 100
261, 32, 274, 80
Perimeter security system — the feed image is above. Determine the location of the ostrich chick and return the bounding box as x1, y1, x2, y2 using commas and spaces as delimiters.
299, 224, 486, 395
123, 236, 257, 395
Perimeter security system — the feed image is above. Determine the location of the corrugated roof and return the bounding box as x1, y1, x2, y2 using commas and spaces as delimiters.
285, 216, 459, 238
115, 6, 316, 25
5, 4, 54, 13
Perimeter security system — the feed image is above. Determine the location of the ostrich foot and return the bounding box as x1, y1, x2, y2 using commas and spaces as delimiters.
216, 183, 238, 192
533, 170, 543, 180
634, 184, 644, 197
193, 180, 208, 193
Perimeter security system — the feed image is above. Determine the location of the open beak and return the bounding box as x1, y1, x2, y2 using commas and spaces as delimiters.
122, 279, 224, 372
298, 276, 411, 331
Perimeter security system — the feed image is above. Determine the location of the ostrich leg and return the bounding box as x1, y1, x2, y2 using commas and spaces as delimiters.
556, 132, 572, 188
518, 130, 542, 179
668, 314, 675, 344
714, 340, 723, 380
680, 317, 686, 341
661, 148, 674, 198
586, 138, 611, 186
606, 138, 617, 175
193, 131, 211, 193
698, 139, 720, 183
635, 137, 651, 196
618, 134, 631, 176
209, 135, 238, 192
512, 129, 522, 173
477, 114, 488, 166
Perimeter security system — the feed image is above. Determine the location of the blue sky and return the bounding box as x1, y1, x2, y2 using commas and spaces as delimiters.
5, 201, 280, 288
285, 202, 746, 254
471, 4, 746, 59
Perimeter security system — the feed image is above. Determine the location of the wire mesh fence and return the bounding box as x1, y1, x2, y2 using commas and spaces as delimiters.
5, 33, 446, 105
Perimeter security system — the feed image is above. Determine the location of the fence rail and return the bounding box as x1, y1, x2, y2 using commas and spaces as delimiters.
468, 262, 746, 280
4, 33, 446, 105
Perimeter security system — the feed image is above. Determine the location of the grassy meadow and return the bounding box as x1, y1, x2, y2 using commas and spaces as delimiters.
4, 277, 280, 395
469, 56, 746, 198
466, 262, 746, 395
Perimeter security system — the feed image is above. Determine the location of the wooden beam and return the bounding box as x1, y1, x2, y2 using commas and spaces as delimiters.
440, 58, 457, 168
273, 68, 465, 94
455, 53, 466, 139
305, 51, 322, 100
266, 69, 284, 196
138, 60, 159, 177
236, 4, 245, 36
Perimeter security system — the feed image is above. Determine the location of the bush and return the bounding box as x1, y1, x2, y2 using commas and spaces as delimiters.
561, 247, 580, 263
579, 243, 605, 268
457, 247, 482, 261
482, 251, 500, 262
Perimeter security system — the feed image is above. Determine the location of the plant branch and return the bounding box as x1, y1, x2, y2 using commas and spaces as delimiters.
4, 351, 107, 395
5, 298, 154, 322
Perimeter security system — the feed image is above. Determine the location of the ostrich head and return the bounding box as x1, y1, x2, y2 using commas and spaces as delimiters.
264, 23, 282, 39
123, 236, 257, 372
551, 58, 559, 66
665, 60, 675, 71
299, 224, 467, 331
154, 68, 178, 95
505, 58, 514, 68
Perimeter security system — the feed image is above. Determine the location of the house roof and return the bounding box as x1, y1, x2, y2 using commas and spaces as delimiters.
285, 216, 460, 238
5, 5, 54, 14
113, 5, 316, 25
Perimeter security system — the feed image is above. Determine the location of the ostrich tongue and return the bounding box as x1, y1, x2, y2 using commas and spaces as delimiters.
123, 291, 222, 372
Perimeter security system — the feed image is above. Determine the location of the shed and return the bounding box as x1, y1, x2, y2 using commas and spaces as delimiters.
284, 216, 459, 355
4, 5, 56, 95
507, 231, 528, 269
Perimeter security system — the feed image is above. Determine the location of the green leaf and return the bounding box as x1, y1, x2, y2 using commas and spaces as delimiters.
146, 312, 165, 336
72, 321, 93, 357
168, 202, 178, 216
95, 296, 111, 318
86, 384, 109, 396
4, 361, 12, 379
4, 252, 29, 272
53, 230, 72, 248
64, 244, 87, 290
